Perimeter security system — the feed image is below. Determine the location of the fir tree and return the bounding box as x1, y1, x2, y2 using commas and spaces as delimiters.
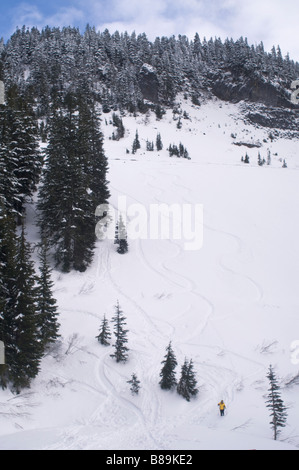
38, 87, 109, 272
116, 215, 128, 254
146, 139, 154, 151
0, 206, 18, 389
127, 373, 141, 395
132, 130, 141, 154
156, 133, 163, 151
36, 239, 60, 349
159, 341, 177, 390
96, 314, 111, 346
244, 153, 250, 164
265, 365, 288, 440
0, 107, 22, 216
38, 104, 76, 272
0, 205, 7, 330
0, 224, 43, 393
258, 152, 265, 166
0, 96, 42, 220
72, 88, 110, 271
177, 358, 198, 401
110, 301, 129, 363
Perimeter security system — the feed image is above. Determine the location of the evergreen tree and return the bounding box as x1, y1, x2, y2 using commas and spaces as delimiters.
110, 301, 129, 363
159, 341, 177, 390
127, 373, 141, 395
0, 206, 18, 387
38, 104, 76, 272
0, 205, 7, 328
0, 224, 43, 393
38, 87, 109, 272
176, 117, 182, 129
146, 139, 154, 151
0, 108, 22, 216
265, 365, 288, 440
244, 153, 250, 164
156, 133, 163, 151
116, 214, 128, 254
36, 239, 60, 349
96, 314, 111, 346
258, 152, 265, 166
132, 130, 141, 154
0, 93, 42, 220
73, 87, 110, 271
177, 358, 198, 401
12, 110, 42, 215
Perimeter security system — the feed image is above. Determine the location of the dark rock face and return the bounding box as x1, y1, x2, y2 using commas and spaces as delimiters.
210, 72, 299, 130
247, 107, 299, 130
138, 64, 159, 103
211, 76, 293, 109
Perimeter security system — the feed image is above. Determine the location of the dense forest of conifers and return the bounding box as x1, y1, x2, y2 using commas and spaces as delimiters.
0, 25, 299, 117
0, 25, 298, 393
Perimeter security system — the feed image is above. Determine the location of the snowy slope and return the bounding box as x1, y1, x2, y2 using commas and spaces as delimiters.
0, 97, 298, 450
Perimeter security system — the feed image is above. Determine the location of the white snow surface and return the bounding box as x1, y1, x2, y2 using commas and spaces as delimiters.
0, 97, 298, 450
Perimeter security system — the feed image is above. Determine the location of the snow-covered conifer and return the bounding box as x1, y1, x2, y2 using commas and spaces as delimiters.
110, 301, 129, 363
96, 314, 112, 346
159, 342, 177, 390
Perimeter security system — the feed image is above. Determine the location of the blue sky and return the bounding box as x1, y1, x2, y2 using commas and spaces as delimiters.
1, 0, 299, 61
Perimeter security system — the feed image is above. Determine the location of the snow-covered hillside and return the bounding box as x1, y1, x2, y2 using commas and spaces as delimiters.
0, 97, 298, 450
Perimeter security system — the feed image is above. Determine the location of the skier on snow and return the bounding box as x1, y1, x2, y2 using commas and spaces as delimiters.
218, 400, 226, 416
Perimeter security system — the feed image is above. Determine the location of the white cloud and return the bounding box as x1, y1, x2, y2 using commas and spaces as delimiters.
10, 2, 84, 32
95, 0, 299, 60
11, 3, 44, 28
225, 0, 299, 58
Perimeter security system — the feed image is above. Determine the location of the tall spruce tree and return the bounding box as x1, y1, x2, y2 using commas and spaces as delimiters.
96, 314, 111, 346
132, 130, 141, 154
36, 239, 60, 349
265, 365, 288, 440
177, 358, 198, 401
0, 94, 42, 219
116, 214, 128, 254
159, 341, 177, 390
0, 224, 43, 393
0, 206, 18, 391
156, 133, 163, 151
110, 301, 129, 363
0, 107, 22, 215
38, 87, 109, 272
38, 104, 75, 272
0, 205, 7, 330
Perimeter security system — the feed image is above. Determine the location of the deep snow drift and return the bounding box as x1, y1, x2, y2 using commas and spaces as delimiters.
0, 97, 298, 450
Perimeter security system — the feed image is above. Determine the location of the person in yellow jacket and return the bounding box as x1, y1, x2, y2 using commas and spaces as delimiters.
218, 400, 226, 416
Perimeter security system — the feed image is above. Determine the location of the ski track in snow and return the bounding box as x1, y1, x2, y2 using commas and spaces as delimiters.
1, 100, 298, 450
108, 166, 257, 431
140, 163, 271, 412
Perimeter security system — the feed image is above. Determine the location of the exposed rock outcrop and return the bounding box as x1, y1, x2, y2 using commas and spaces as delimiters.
138, 64, 159, 103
